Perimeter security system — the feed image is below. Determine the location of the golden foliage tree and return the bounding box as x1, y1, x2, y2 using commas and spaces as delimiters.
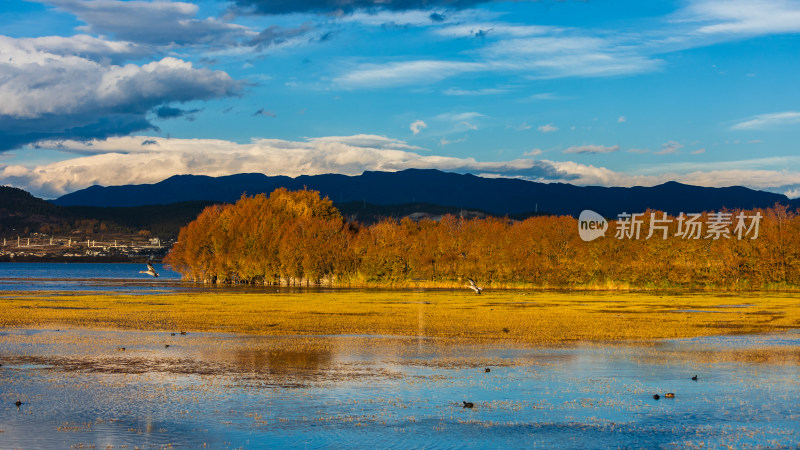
167, 189, 800, 289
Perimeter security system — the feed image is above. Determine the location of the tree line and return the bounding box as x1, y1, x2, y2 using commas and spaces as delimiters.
164, 188, 800, 289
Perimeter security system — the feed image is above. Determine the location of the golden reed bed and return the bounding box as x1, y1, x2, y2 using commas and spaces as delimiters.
1, 290, 798, 343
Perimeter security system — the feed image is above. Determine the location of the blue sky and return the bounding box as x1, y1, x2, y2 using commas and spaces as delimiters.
0, 0, 799, 198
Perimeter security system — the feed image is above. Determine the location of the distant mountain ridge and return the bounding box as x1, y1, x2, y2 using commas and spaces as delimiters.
53, 169, 797, 217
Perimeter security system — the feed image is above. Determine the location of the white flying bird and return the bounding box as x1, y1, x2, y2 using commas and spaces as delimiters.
139, 263, 159, 278
466, 277, 483, 294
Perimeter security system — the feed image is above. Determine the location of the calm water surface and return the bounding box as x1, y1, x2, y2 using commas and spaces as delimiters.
0, 263, 799, 448
1, 329, 799, 448
0, 262, 184, 293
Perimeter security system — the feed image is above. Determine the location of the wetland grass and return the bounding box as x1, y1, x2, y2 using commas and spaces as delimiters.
0, 290, 799, 343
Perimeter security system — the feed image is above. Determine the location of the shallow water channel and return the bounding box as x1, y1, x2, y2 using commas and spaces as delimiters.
1, 328, 799, 448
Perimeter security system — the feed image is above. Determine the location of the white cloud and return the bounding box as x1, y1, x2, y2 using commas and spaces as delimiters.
636, 156, 800, 175
0, 43, 238, 119
523, 148, 542, 156
654, 141, 684, 155
691, 148, 706, 154
43, 0, 252, 47
329, 1, 800, 90
618, 116, 626, 123
731, 111, 800, 130
482, 34, 663, 79
487, 36, 607, 55
510, 122, 532, 131
543, 162, 800, 191
335, 26, 662, 88
666, 170, 800, 190
442, 87, 507, 96
342, 10, 441, 27
439, 136, 467, 146
538, 123, 558, 133
410, 120, 427, 135
563, 144, 620, 154
0, 36, 241, 150
435, 23, 555, 38
681, 0, 800, 36
12, 34, 148, 63
334, 60, 485, 88
785, 188, 800, 199
436, 112, 486, 122
528, 92, 562, 101
340, 8, 493, 28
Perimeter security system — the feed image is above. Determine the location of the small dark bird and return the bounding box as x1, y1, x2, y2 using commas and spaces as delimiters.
15, 400, 22, 407
653, 394, 660, 400
180, 331, 187, 335
139, 263, 159, 278
171, 332, 176, 336
665, 393, 675, 398
691, 375, 698, 381
485, 368, 491, 373
117, 346, 126, 351
463, 401, 474, 408
466, 277, 483, 295
165, 344, 170, 348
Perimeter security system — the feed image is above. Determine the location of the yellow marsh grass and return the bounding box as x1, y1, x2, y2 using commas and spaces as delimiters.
1, 291, 799, 343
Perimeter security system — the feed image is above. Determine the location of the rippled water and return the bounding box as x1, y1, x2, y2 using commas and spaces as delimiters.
1, 328, 799, 448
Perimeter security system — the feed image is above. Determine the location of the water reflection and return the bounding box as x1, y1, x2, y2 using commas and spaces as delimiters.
1, 328, 799, 448
231, 347, 334, 373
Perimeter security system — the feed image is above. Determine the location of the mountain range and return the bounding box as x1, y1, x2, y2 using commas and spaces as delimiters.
53, 169, 797, 217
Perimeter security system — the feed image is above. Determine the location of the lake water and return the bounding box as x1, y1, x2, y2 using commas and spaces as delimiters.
1, 329, 799, 448
1, 263, 799, 448
0, 262, 184, 293
0, 262, 375, 294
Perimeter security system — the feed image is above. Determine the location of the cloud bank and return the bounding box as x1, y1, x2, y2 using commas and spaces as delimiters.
4, 135, 800, 199
0, 36, 241, 151
731, 111, 800, 130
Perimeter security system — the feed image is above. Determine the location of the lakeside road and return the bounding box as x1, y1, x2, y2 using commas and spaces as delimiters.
1, 291, 799, 343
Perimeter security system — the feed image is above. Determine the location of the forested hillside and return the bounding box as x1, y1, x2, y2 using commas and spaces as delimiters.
0, 186, 75, 234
